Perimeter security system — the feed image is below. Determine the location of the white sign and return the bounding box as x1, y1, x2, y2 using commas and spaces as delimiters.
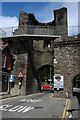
48, 79, 52, 82
54, 74, 64, 89
10, 75, 13, 82
54, 58, 57, 64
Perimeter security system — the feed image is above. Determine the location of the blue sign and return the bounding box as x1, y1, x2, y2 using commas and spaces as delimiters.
10, 75, 13, 82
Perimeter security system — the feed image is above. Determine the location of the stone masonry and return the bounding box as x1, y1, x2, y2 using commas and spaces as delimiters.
1, 7, 80, 97
14, 7, 67, 37
54, 36, 80, 97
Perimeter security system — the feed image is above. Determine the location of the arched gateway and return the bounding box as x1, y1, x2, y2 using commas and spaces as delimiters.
1, 7, 80, 97
73, 75, 80, 96
2, 34, 80, 97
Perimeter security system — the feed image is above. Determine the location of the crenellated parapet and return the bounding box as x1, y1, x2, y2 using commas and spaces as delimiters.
14, 7, 68, 37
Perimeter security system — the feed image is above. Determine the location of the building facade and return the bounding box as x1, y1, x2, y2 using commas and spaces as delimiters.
0, 43, 13, 93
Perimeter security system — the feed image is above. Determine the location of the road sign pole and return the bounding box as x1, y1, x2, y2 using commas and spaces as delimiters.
50, 67, 52, 85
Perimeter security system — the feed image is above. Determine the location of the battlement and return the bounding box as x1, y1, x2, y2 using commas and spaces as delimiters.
19, 7, 67, 27
14, 7, 68, 37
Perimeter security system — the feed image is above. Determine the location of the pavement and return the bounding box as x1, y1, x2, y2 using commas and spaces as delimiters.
0, 92, 43, 100
0, 93, 18, 100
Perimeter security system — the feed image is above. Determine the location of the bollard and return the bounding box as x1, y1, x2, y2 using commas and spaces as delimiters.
66, 92, 69, 98
57, 94, 60, 98
51, 93, 54, 97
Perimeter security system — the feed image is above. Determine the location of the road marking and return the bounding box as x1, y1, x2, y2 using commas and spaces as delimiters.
0, 104, 12, 111
62, 99, 71, 120
0, 104, 34, 113
50, 93, 54, 98
22, 106, 34, 113
62, 99, 68, 120
17, 106, 28, 112
21, 98, 42, 103
66, 99, 70, 119
8, 106, 24, 112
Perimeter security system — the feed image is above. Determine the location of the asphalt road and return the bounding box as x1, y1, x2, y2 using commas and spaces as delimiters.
0, 92, 78, 119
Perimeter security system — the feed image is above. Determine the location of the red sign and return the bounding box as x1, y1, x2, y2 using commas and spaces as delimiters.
8, 67, 11, 71
55, 76, 61, 81
18, 72, 23, 78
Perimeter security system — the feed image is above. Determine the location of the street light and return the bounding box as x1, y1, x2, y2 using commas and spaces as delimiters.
50, 67, 52, 85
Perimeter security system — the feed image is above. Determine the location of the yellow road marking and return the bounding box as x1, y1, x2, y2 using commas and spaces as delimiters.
62, 99, 68, 120
50, 93, 54, 98
66, 99, 70, 119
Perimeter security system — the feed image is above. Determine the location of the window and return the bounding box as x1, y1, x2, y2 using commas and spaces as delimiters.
44, 40, 51, 48
48, 44, 51, 48
2, 55, 6, 68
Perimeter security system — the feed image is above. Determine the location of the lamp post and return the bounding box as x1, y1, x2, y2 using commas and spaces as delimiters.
50, 67, 52, 85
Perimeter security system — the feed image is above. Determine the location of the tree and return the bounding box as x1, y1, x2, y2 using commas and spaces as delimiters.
40, 66, 54, 84
73, 75, 80, 87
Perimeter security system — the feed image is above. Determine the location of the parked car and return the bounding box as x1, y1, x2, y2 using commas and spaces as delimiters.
41, 84, 53, 91
73, 87, 80, 96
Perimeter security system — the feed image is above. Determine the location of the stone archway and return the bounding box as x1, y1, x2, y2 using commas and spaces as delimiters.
73, 75, 80, 88
38, 65, 54, 91
73, 75, 80, 96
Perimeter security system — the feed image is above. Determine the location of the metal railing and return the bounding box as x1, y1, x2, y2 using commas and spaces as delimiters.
0, 26, 18, 37
0, 25, 80, 37
0, 28, 6, 37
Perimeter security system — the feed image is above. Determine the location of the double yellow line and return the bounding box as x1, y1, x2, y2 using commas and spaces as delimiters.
62, 99, 70, 120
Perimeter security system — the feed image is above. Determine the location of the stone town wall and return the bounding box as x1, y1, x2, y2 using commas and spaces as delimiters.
2, 38, 39, 95
54, 36, 80, 97
33, 40, 54, 69
54, 7, 68, 37
10, 53, 28, 95
14, 7, 67, 37
26, 57, 39, 94
2, 7, 80, 97
2, 35, 80, 97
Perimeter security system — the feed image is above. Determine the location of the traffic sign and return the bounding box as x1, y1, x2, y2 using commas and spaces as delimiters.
55, 76, 61, 81
48, 79, 52, 82
54, 74, 64, 89
18, 72, 23, 78
10, 75, 13, 82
